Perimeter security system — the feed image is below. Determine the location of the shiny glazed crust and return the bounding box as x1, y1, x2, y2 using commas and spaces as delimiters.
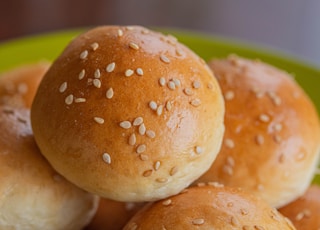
196, 55, 320, 208
123, 184, 296, 230
31, 26, 225, 202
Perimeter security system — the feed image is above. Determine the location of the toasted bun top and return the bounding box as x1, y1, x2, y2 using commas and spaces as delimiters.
0, 62, 50, 108
196, 55, 320, 208
124, 184, 295, 230
0, 105, 98, 230
31, 26, 225, 202
279, 185, 320, 230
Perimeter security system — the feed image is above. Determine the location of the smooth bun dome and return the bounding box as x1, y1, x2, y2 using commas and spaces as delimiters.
0, 106, 98, 230
278, 185, 320, 230
0, 62, 50, 108
123, 184, 296, 230
31, 26, 225, 202
85, 199, 145, 230
196, 55, 320, 208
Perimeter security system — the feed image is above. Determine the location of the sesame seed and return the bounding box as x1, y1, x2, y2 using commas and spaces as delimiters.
74, 98, 86, 103
176, 48, 184, 56
184, 88, 193, 96
192, 80, 201, 89
136, 144, 146, 153
192, 219, 205, 225
165, 101, 172, 111
156, 178, 168, 183
59, 82, 67, 93
167, 81, 176, 90
126, 222, 138, 230
106, 62, 116, 73
173, 78, 181, 87
226, 156, 235, 167
227, 202, 234, 207
90, 42, 99, 51
207, 83, 213, 89
257, 184, 264, 191
129, 42, 139, 50
17, 83, 28, 94
195, 146, 203, 154
160, 54, 170, 63
162, 199, 172, 206
102, 153, 111, 164
273, 135, 282, 143
136, 68, 144, 76
208, 182, 224, 188
225, 138, 235, 148
125, 69, 134, 77
254, 226, 265, 230
94, 117, 104, 124
117, 29, 123, 37
126, 26, 134, 30
223, 165, 233, 175
157, 105, 163, 116
190, 98, 201, 107
255, 134, 264, 145
154, 161, 161, 170
149, 101, 157, 110
80, 50, 88, 59
224, 90, 235, 100
94, 69, 101, 78
133, 117, 143, 126
231, 216, 239, 226
240, 209, 249, 215
146, 130, 156, 138
106, 88, 114, 99
274, 123, 282, 131
159, 77, 166, 86
142, 169, 153, 177
170, 166, 178, 176
129, 133, 136, 146
141, 28, 149, 34
78, 69, 86, 80
139, 154, 149, 161
138, 123, 146, 135
259, 114, 270, 122
65, 94, 74, 105
120, 121, 132, 129
93, 79, 101, 88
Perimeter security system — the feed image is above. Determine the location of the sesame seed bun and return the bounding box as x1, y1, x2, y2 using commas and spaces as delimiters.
31, 26, 225, 202
0, 105, 98, 230
0, 62, 50, 108
196, 55, 320, 208
123, 184, 296, 230
85, 199, 145, 230
278, 185, 320, 230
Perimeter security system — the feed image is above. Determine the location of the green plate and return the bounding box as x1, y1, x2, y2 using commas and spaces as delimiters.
0, 28, 319, 184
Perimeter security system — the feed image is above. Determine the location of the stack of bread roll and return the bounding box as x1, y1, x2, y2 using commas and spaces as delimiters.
1, 25, 319, 229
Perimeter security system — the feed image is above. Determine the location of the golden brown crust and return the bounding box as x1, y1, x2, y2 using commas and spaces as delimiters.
123, 184, 296, 230
85, 199, 145, 230
31, 26, 225, 202
196, 55, 320, 208
0, 62, 50, 108
0, 105, 98, 230
278, 185, 320, 230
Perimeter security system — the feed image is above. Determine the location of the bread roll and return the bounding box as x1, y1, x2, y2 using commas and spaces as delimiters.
0, 105, 98, 230
196, 55, 320, 208
31, 26, 225, 202
124, 184, 296, 230
278, 185, 320, 230
0, 62, 50, 108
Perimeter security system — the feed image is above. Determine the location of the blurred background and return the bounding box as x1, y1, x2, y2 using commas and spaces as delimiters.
1, 0, 320, 66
